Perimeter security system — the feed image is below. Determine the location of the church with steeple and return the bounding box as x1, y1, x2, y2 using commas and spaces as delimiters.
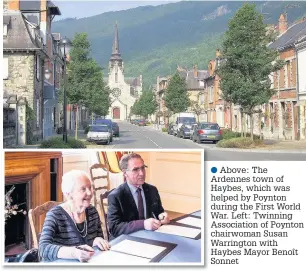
104, 22, 143, 120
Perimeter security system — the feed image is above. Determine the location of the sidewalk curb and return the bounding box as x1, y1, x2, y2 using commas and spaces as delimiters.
202, 146, 306, 154
146, 125, 306, 154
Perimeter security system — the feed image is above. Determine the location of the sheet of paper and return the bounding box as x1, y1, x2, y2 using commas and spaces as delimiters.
88, 250, 151, 264
155, 224, 201, 239
176, 216, 201, 228
110, 239, 166, 259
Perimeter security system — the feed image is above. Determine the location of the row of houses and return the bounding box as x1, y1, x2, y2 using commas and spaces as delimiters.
3, 0, 82, 148
153, 14, 306, 140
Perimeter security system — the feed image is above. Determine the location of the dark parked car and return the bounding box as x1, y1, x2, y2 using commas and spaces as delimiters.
112, 122, 119, 137
191, 122, 222, 144
137, 119, 147, 126
167, 123, 175, 135
177, 123, 194, 139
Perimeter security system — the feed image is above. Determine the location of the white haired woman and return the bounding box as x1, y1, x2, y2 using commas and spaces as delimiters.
39, 170, 110, 262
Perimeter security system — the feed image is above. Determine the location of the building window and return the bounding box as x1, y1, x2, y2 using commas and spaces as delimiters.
209, 86, 214, 103
3, 57, 9, 80
3, 24, 8, 37
36, 99, 40, 128
115, 72, 118, 83
36, 55, 40, 80
200, 93, 204, 104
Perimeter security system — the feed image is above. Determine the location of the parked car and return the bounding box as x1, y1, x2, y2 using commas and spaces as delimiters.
137, 119, 147, 126
94, 119, 113, 142
131, 119, 139, 125
189, 124, 198, 141
177, 123, 194, 139
87, 125, 112, 145
192, 122, 222, 144
112, 122, 120, 137
167, 123, 175, 135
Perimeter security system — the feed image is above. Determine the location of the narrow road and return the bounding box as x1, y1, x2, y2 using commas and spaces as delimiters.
76, 121, 306, 161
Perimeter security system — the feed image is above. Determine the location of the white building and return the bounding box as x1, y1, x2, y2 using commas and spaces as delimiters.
104, 22, 142, 121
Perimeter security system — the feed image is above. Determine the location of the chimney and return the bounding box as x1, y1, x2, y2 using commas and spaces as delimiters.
278, 13, 288, 34
193, 65, 198, 78
8, 0, 20, 10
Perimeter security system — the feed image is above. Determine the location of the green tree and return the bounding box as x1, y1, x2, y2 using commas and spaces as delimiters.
130, 100, 141, 117
164, 72, 190, 113
64, 33, 110, 117
217, 3, 284, 140
137, 91, 158, 119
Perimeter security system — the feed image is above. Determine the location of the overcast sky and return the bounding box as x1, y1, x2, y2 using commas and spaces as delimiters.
53, 0, 181, 20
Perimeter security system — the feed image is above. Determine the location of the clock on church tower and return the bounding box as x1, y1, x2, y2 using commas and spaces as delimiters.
112, 88, 121, 98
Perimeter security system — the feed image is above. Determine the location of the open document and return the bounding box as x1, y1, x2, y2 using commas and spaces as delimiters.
176, 216, 201, 228
155, 224, 201, 239
88, 239, 167, 264
111, 239, 166, 259
88, 250, 151, 264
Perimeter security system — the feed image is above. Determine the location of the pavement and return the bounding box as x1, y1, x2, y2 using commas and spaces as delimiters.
12, 125, 306, 153
147, 124, 306, 154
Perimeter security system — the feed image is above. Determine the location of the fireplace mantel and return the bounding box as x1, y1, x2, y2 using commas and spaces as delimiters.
5, 152, 63, 248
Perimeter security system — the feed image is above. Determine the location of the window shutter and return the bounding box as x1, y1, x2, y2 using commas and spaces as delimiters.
3, 57, 9, 79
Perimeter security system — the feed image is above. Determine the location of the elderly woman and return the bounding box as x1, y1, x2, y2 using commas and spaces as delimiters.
39, 170, 110, 262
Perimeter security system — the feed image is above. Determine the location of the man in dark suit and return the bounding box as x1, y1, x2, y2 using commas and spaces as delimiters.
107, 153, 170, 239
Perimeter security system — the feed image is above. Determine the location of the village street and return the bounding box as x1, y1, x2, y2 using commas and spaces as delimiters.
73, 121, 306, 161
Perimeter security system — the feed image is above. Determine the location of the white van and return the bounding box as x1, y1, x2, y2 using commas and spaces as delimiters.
172, 112, 196, 136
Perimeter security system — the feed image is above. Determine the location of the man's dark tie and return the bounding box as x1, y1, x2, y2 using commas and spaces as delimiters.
136, 188, 145, 219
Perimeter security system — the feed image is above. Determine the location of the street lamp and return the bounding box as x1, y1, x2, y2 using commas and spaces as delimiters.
59, 37, 72, 143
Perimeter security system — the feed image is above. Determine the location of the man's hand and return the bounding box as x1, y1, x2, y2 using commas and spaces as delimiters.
144, 218, 161, 231
73, 245, 94, 262
159, 212, 170, 224
93, 237, 111, 251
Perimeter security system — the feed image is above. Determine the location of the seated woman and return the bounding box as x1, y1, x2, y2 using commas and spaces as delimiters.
39, 170, 110, 262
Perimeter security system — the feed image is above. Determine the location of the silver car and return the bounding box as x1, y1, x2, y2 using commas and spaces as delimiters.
191, 122, 222, 144
87, 125, 112, 144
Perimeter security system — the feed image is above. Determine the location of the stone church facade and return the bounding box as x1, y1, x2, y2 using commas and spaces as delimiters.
104, 22, 142, 121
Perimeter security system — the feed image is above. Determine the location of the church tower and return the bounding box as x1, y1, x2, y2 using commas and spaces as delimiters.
109, 21, 124, 76
105, 21, 142, 121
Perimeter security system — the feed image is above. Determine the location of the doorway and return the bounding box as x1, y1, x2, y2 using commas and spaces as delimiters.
113, 107, 120, 119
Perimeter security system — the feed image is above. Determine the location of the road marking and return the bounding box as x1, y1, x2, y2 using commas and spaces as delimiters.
141, 133, 162, 148
132, 130, 162, 148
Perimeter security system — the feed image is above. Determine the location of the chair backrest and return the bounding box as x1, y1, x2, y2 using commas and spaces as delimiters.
90, 163, 111, 208
97, 189, 114, 241
7, 248, 39, 262
28, 201, 60, 249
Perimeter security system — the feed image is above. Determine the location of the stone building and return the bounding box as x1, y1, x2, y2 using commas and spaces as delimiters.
265, 16, 306, 140
177, 65, 209, 122
3, 0, 61, 146
155, 65, 209, 125
104, 22, 142, 120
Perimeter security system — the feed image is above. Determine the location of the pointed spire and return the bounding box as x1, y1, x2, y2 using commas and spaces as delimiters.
111, 21, 121, 58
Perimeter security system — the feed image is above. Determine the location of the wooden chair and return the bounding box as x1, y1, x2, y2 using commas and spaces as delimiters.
28, 201, 60, 249
90, 163, 111, 208
97, 189, 114, 241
